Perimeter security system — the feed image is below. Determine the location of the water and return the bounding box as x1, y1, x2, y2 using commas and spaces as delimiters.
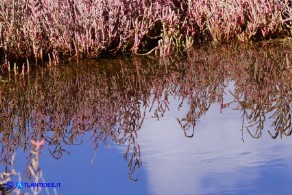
0, 43, 291, 195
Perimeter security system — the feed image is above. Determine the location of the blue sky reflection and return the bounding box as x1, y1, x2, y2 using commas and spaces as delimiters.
124, 85, 292, 195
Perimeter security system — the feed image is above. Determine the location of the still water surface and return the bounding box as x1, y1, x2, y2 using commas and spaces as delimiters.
0, 43, 291, 195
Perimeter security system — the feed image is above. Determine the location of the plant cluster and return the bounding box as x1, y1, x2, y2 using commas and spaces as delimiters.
0, 0, 291, 69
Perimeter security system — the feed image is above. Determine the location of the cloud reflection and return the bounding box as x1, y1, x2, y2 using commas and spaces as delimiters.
137, 87, 292, 195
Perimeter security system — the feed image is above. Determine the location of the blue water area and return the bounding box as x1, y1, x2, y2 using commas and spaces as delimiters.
130, 92, 292, 195
10, 88, 292, 195
12, 139, 149, 195
0, 43, 291, 195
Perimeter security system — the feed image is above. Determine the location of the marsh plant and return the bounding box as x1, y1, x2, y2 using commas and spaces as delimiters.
0, 0, 291, 70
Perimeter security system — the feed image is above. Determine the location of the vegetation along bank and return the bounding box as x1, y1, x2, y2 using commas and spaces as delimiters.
0, 0, 291, 72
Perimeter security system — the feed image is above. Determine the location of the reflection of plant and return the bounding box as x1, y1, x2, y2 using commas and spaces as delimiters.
0, 154, 20, 195
227, 45, 292, 139
27, 139, 45, 195
0, 43, 291, 181
268, 93, 292, 138
0, 139, 49, 195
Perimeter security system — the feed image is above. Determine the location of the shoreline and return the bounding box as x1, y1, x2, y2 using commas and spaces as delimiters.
0, 1, 291, 73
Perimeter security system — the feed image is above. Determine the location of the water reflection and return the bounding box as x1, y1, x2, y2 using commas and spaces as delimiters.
0, 43, 291, 194
136, 83, 292, 195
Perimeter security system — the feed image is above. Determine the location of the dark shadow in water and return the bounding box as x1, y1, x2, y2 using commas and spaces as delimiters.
0, 43, 291, 193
